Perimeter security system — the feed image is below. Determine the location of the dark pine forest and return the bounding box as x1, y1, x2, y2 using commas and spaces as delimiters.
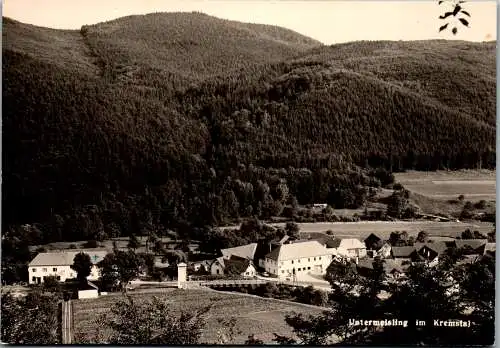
2, 13, 496, 281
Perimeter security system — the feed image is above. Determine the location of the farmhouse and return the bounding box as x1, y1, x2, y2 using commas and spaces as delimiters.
330, 238, 367, 259
224, 255, 257, 277
210, 257, 225, 275
263, 240, 336, 279
414, 242, 448, 265
28, 249, 108, 284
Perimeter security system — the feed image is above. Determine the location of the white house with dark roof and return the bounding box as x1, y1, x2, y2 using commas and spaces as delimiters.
263, 240, 336, 279
28, 249, 108, 285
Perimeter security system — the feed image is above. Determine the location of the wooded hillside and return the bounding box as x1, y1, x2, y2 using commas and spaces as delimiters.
2, 14, 495, 252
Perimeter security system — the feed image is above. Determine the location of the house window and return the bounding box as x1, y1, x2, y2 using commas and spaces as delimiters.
42, 268, 47, 272
53, 268, 57, 272
308, 267, 311, 270
314, 257, 316, 261
216, 269, 220, 274
308, 258, 310, 262
298, 259, 300, 263
297, 268, 301, 271
32, 276, 36, 282
319, 257, 321, 260
282, 270, 285, 273
291, 260, 294, 264
57, 276, 61, 281
32, 268, 36, 272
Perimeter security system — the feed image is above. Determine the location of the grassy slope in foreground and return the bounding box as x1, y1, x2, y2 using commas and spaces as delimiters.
72, 288, 323, 344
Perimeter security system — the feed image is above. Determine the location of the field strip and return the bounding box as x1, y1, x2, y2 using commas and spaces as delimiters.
239, 309, 289, 317
204, 287, 329, 312
430, 180, 496, 185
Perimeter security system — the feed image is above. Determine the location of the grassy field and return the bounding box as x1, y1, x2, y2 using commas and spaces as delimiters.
268, 221, 494, 240
394, 170, 496, 201
72, 288, 324, 344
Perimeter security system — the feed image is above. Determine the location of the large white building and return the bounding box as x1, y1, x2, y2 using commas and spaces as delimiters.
28, 249, 108, 285
262, 240, 337, 279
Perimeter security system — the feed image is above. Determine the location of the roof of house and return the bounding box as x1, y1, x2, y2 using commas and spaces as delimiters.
455, 239, 487, 251
213, 256, 225, 267
301, 232, 339, 248
224, 255, 254, 274
338, 238, 366, 250
29, 249, 108, 267
279, 235, 290, 244
364, 233, 382, 244
221, 243, 258, 260
265, 240, 332, 261
415, 241, 448, 255
391, 246, 416, 258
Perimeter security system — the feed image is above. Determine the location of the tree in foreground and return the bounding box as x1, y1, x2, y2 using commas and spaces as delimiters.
78, 295, 210, 344
99, 250, 143, 291
1, 290, 59, 344
277, 250, 495, 345
71, 252, 93, 284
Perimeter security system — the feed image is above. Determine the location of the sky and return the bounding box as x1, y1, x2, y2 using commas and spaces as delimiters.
2, 0, 497, 44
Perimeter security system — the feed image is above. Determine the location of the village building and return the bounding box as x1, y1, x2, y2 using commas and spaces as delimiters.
262, 240, 336, 279
357, 258, 409, 282
414, 242, 448, 265
28, 249, 108, 285
329, 237, 367, 259
210, 257, 225, 275
191, 259, 212, 273
223, 255, 257, 277
221, 243, 258, 260
364, 233, 383, 250
454, 239, 488, 255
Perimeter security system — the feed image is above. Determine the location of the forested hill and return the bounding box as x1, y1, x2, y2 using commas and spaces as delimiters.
2, 13, 496, 247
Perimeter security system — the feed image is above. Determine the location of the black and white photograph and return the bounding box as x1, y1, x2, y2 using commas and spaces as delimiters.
1, 0, 497, 345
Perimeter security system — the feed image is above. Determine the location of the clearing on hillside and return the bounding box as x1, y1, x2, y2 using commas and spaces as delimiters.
394, 170, 496, 201
268, 221, 493, 240
72, 288, 323, 344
